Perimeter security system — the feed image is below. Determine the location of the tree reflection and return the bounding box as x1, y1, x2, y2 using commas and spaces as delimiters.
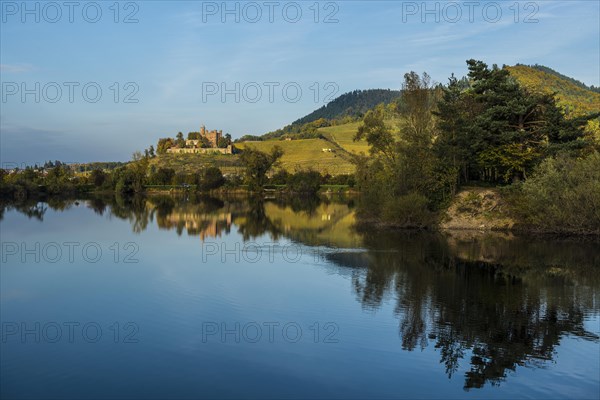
4, 194, 598, 390
336, 230, 600, 390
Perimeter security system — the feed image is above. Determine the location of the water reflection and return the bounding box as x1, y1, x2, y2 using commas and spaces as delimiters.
2, 194, 598, 391
336, 231, 599, 389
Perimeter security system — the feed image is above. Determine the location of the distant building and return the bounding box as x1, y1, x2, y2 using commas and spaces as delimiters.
167, 145, 234, 155
200, 125, 221, 148
167, 124, 234, 155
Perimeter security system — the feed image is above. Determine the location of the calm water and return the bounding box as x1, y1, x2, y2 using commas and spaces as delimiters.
1, 195, 599, 399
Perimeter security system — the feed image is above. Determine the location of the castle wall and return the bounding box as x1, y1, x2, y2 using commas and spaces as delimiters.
166, 145, 234, 155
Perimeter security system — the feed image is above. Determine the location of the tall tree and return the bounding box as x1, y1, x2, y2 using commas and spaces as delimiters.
239, 146, 283, 191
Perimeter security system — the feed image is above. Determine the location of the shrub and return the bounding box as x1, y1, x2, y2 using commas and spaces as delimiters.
288, 170, 322, 195
198, 167, 225, 191
512, 151, 600, 234
269, 170, 290, 185
150, 168, 175, 185
89, 169, 108, 187
382, 192, 437, 228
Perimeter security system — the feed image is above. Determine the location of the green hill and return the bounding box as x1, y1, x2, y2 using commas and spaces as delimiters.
148, 153, 243, 175
152, 64, 598, 176
317, 118, 402, 155
522, 64, 600, 93
235, 138, 356, 174
257, 89, 401, 141
506, 64, 600, 116
293, 89, 401, 125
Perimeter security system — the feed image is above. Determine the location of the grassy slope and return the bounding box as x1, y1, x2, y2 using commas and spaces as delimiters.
235, 138, 356, 174
150, 67, 597, 176
317, 118, 400, 155
149, 153, 243, 175
318, 122, 368, 155
506, 65, 600, 116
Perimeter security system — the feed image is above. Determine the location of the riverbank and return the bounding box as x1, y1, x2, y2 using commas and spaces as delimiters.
440, 187, 515, 232
2, 185, 597, 237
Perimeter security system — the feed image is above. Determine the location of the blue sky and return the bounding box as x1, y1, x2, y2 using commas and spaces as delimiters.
1, 0, 599, 165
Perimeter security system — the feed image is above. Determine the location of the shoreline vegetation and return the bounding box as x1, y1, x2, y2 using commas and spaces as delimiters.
1, 186, 598, 238
2, 60, 599, 236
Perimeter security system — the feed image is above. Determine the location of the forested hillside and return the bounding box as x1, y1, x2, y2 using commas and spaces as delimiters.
506, 64, 600, 115
293, 89, 401, 124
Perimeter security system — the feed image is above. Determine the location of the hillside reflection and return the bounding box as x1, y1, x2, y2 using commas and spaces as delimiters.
2, 194, 599, 390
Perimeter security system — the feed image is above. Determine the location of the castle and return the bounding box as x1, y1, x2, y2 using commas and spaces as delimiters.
200, 125, 221, 148
167, 124, 234, 155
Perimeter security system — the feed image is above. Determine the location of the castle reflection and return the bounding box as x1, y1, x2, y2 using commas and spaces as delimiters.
160, 210, 232, 240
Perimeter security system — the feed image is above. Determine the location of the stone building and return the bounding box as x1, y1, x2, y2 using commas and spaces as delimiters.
167, 145, 234, 155
166, 124, 234, 155
200, 125, 222, 148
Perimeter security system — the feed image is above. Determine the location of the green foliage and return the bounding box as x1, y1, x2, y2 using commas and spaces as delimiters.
157, 138, 174, 154
508, 64, 600, 114
322, 173, 355, 187
44, 165, 77, 195
235, 134, 263, 143
73, 162, 125, 173
198, 136, 211, 148
381, 192, 436, 228
217, 136, 230, 148
172, 172, 195, 186
293, 89, 401, 125
89, 169, 108, 187
269, 170, 291, 185
239, 146, 284, 191
354, 72, 450, 227
235, 138, 355, 174
354, 104, 396, 162
262, 119, 328, 141
114, 168, 138, 194
176, 132, 185, 148
435, 60, 597, 184
149, 167, 175, 185
525, 64, 600, 93
114, 154, 149, 194
261, 89, 402, 141
510, 151, 600, 234
288, 170, 322, 195
198, 167, 225, 191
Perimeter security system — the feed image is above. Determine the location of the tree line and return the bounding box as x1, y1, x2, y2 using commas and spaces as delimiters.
354, 59, 600, 233
0, 146, 355, 199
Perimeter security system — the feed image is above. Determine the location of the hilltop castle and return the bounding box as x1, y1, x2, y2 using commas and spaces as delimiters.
199, 125, 221, 148
167, 124, 234, 155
